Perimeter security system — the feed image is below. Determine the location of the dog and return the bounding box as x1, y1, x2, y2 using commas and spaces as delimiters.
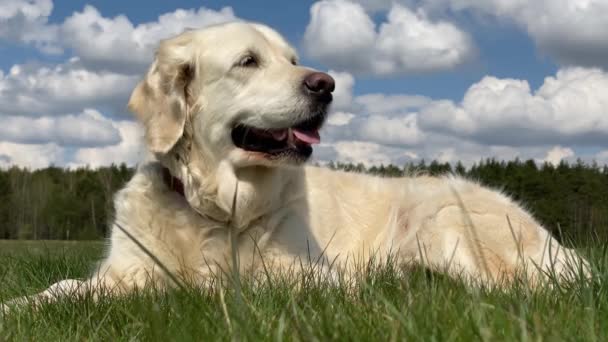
3, 22, 589, 309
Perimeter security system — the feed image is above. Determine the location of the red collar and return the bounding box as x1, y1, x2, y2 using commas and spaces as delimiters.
162, 167, 185, 197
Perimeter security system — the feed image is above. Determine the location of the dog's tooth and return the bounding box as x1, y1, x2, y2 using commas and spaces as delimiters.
287, 128, 295, 146
271, 129, 287, 141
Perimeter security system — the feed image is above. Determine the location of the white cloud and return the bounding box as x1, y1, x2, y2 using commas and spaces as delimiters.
0, 120, 146, 169
2, 1, 607, 169
0, 2, 238, 169
327, 111, 356, 126
323, 72, 431, 147
479, 0, 608, 69
419, 67, 608, 146
59, 5, 237, 73
0, 0, 59, 53
328, 70, 355, 111
0, 60, 138, 116
325, 70, 431, 147
389, 0, 608, 69
353, 0, 395, 12
0, 119, 145, 169
72, 120, 145, 168
0, 2, 238, 74
315, 65, 608, 167
355, 93, 431, 115
314, 134, 554, 168
304, 0, 474, 76
0, 109, 120, 147
324, 111, 426, 147
0, 0, 52, 22
314, 140, 419, 166
358, 114, 425, 146
594, 150, 608, 166
313, 136, 547, 167
543, 146, 574, 166
305, 0, 376, 73
0, 142, 66, 169
435, 147, 456, 163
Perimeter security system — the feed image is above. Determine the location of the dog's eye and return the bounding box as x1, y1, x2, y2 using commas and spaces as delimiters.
290, 58, 297, 66
239, 55, 258, 68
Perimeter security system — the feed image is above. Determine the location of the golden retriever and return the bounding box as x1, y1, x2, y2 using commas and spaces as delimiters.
3, 22, 589, 309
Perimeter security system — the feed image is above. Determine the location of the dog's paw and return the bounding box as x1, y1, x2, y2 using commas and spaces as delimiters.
1, 295, 31, 313
1, 279, 84, 314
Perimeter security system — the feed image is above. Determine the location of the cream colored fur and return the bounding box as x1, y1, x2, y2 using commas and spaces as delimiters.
3, 22, 589, 309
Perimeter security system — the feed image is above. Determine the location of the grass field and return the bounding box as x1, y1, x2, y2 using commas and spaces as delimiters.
0, 240, 606, 341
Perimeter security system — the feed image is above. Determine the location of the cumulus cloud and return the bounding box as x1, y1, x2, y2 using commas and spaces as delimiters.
72, 120, 145, 168
0, 1, 239, 168
304, 0, 475, 76
0, 119, 145, 170
543, 146, 575, 166
372, 0, 608, 70
59, 5, 237, 73
327, 112, 356, 126
324, 72, 430, 147
355, 93, 432, 115
313, 135, 549, 167
314, 132, 558, 168
353, 0, 395, 12
314, 140, 419, 167
594, 150, 608, 166
325, 112, 426, 147
0, 142, 67, 169
349, 114, 426, 146
317, 66, 608, 167
0, 60, 138, 117
328, 70, 355, 111
0, 2, 238, 74
2, 0, 607, 169
0, 0, 59, 53
467, 0, 608, 69
0, 109, 121, 147
418, 67, 608, 146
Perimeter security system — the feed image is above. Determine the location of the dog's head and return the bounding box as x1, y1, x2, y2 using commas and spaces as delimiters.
129, 22, 335, 170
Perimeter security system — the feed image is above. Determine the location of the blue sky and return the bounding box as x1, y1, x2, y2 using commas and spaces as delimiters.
37, 0, 559, 100
0, 0, 607, 168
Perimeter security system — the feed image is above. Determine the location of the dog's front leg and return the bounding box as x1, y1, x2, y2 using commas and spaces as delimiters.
1, 269, 129, 313
1, 279, 86, 312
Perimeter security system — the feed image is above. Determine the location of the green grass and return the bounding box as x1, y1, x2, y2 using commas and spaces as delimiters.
0, 240, 606, 341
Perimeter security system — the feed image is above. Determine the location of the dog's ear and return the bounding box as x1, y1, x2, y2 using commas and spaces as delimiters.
128, 32, 196, 154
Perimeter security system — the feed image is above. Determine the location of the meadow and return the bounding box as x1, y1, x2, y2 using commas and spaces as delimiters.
0, 239, 606, 341
1, 160, 608, 340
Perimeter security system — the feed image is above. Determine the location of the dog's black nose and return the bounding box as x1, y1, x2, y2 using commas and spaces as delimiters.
303, 72, 335, 103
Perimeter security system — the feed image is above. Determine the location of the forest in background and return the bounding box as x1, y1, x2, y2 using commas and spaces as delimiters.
1, 159, 607, 245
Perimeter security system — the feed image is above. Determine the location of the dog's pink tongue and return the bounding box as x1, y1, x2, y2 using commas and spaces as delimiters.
292, 129, 320, 144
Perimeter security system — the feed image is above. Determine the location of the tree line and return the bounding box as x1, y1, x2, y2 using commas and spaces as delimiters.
1, 159, 607, 244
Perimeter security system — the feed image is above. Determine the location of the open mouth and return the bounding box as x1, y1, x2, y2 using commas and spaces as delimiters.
231, 114, 325, 160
